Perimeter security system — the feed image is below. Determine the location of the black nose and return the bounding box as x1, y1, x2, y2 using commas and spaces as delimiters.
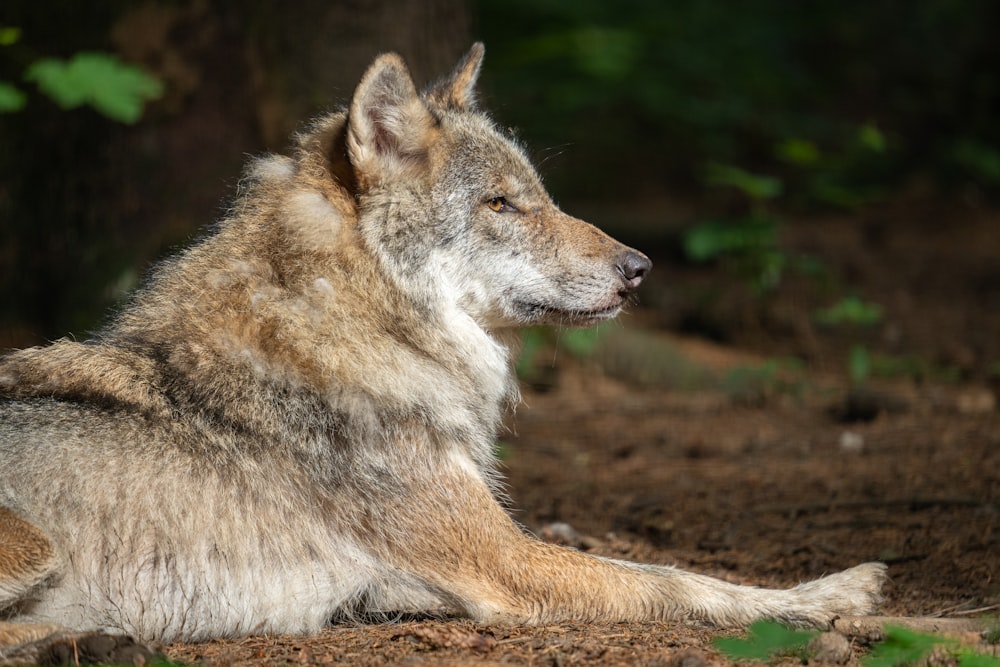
616, 251, 652, 291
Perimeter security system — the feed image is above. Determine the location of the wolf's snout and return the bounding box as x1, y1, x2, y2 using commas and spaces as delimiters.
616, 251, 652, 292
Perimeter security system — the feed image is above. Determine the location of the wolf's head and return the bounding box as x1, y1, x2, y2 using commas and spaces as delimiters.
344, 43, 650, 330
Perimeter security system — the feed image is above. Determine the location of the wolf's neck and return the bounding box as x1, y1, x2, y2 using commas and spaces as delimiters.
95, 220, 520, 462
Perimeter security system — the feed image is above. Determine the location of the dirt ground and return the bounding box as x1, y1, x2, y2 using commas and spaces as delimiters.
165, 200, 998, 666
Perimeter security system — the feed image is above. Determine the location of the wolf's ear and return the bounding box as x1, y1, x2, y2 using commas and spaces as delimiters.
424, 42, 485, 112
347, 52, 437, 186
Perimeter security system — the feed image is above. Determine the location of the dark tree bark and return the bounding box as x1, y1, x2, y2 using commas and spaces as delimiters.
0, 0, 472, 348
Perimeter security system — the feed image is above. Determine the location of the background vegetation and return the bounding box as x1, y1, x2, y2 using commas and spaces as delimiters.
482, 0, 1000, 203
1, 1, 998, 375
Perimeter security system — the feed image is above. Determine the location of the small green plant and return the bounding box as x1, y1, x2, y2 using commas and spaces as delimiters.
775, 138, 821, 166
1, 26, 162, 123
713, 620, 818, 661
816, 295, 884, 327
865, 625, 1000, 667
815, 296, 884, 384
682, 159, 833, 294
683, 214, 795, 292
715, 622, 1000, 666
685, 162, 785, 292
775, 123, 889, 208
24, 52, 163, 123
848, 343, 873, 385
704, 162, 783, 200
683, 215, 778, 263
864, 625, 950, 667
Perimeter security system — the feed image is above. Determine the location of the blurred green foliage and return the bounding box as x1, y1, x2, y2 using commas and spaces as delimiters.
1, 24, 161, 123
479, 0, 1000, 200
865, 625, 1000, 667
848, 343, 872, 385
683, 215, 791, 292
715, 622, 1000, 667
714, 621, 817, 662
816, 296, 884, 327
870, 353, 962, 384
23, 52, 162, 124
0, 81, 25, 111
517, 325, 608, 382
0, 14, 165, 345
815, 297, 884, 384
683, 215, 778, 263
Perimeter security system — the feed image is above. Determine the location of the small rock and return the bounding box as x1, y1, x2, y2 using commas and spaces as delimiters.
539, 522, 601, 549
807, 631, 853, 664
540, 522, 582, 545
839, 430, 865, 453
956, 388, 995, 414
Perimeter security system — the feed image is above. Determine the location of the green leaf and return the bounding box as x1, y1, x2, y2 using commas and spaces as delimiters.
705, 162, 783, 200
776, 138, 821, 166
516, 328, 547, 379
959, 652, 1000, 667
570, 26, 639, 80
859, 123, 887, 152
0, 26, 21, 46
559, 325, 605, 358
952, 140, 1000, 184
25, 52, 163, 123
815, 296, 883, 326
863, 625, 952, 667
0, 81, 27, 112
714, 621, 818, 661
683, 216, 778, 262
848, 344, 871, 385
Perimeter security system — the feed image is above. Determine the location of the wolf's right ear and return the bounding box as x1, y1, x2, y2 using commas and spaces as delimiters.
425, 42, 485, 111
347, 53, 437, 188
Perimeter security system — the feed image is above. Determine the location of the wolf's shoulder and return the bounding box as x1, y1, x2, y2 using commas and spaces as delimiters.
0, 339, 170, 416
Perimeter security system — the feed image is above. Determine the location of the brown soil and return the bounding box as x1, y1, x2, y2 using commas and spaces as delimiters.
165, 201, 999, 666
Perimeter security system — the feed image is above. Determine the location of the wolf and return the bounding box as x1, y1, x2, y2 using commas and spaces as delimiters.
0, 43, 885, 659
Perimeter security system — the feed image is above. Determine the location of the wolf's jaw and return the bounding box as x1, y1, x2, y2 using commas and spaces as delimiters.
514, 300, 623, 327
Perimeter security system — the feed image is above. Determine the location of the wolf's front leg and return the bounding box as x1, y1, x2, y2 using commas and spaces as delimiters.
368, 459, 886, 628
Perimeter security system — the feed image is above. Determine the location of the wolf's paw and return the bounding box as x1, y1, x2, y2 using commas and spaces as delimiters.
789, 562, 888, 626
0, 631, 160, 666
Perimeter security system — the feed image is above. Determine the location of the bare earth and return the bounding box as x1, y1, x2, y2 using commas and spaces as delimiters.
166, 203, 998, 666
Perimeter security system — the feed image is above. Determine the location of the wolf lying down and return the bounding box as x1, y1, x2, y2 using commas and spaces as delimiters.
0, 44, 885, 656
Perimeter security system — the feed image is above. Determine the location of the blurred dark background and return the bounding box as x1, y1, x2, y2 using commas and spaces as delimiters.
1, 0, 998, 380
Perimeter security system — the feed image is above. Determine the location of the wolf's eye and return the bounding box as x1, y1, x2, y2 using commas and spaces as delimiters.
487, 196, 511, 213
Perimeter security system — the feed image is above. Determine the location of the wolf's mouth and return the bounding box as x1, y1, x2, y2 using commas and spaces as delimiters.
515, 299, 623, 325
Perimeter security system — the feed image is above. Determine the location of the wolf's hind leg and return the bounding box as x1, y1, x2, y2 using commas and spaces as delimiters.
0, 507, 66, 653
0, 507, 58, 609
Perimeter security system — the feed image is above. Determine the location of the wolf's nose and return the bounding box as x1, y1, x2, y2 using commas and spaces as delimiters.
616, 251, 652, 291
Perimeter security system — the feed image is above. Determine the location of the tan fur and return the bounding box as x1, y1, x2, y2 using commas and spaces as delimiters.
0, 44, 885, 657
